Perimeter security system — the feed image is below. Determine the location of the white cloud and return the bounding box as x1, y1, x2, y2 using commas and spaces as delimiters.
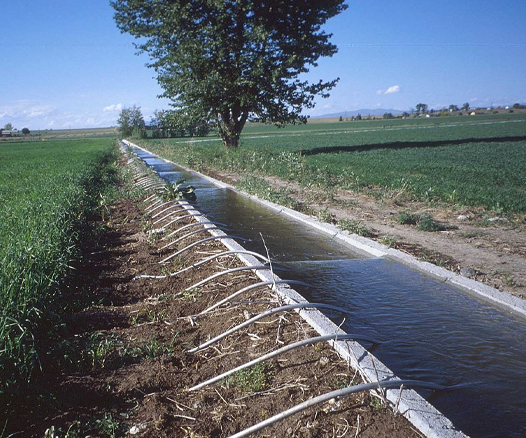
103, 103, 123, 112
25, 105, 57, 118
384, 85, 401, 95
377, 85, 401, 95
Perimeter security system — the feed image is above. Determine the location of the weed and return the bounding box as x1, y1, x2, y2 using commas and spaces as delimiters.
369, 395, 386, 410
420, 251, 451, 267
94, 413, 124, 438
378, 235, 397, 247
333, 375, 358, 389
397, 212, 423, 225
398, 212, 456, 232
224, 362, 274, 394
317, 207, 336, 224
338, 218, 373, 237
182, 288, 202, 302
130, 308, 166, 325
137, 338, 172, 359
417, 216, 444, 231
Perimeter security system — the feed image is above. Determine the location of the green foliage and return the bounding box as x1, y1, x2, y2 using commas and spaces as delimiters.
157, 180, 196, 202
338, 218, 373, 237
150, 109, 211, 139
398, 212, 456, 232
44, 412, 127, 438
318, 207, 336, 224
225, 362, 274, 394
0, 139, 117, 403
378, 235, 397, 247
397, 212, 423, 225
236, 175, 300, 210
111, 0, 347, 148
117, 105, 145, 138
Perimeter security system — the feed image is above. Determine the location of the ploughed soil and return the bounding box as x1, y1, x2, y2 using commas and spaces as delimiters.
7, 194, 424, 437
204, 169, 526, 302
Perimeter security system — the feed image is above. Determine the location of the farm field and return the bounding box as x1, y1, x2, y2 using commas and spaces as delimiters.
0, 126, 117, 143
0, 139, 118, 404
144, 113, 526, 213
139, 114, 526, 299
4, 150, 423, 438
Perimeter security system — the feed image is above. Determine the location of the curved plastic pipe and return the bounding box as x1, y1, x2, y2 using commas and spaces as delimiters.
199, 280, 311, 315
160, 226, 224, 251
142, 193, 158, 204
147, 199, 180, 214
162, 212, 205, 229
151, 203, 186, 219
184, 264, 270, 292
146, 199, 163, 211
163, 220, 227, 240
159, 235, 248, 264
187, 303, 350, 353
134, 250, 270, 280
153, 207, 199, 225
228, 379, 447, 438
189, 333, 378, 391
153, 209, 188, 225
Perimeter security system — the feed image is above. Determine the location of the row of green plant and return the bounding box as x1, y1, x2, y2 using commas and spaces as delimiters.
156, 113, 526, 151
0, 139, 119, 405
139, 116, 526, 213
57, 331, 179, 373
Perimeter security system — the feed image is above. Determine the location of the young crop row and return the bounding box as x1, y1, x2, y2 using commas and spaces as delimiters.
0, 139, 118, 404
141, 115, 526, 213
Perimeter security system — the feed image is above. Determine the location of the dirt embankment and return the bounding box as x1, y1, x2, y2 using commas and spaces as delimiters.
8, 195, 424, 438
205, 168, 526, 302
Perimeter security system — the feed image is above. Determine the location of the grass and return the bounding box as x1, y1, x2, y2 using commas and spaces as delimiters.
140, 113, 526, 213
0, 139, 118, 404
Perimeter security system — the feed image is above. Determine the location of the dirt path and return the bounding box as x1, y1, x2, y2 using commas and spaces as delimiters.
205, 168, 526, 301
9, 195, 427, 438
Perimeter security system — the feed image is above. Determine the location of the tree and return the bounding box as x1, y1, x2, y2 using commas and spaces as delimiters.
415, 103, 428, 114
21, 128, 30, 135
111, 0, 347, 149
117, 105, 145, 137
461, 102, 470, 112
449, 104, 459, 112
3, 123, 13, 130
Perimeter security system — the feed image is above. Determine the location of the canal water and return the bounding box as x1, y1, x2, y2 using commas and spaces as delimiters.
135, 147, 526, 438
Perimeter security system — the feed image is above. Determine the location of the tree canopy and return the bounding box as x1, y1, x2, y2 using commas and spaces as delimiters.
111, 0, 347, 148
117, 105, 145, 137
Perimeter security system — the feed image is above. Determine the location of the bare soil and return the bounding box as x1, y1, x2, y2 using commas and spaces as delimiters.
205, 168, 526, 302
8, 195, 424, 437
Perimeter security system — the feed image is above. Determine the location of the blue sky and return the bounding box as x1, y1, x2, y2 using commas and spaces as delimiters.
1, 0, 525, 129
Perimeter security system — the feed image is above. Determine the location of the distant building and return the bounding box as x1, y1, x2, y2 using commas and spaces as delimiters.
1, 130, 18, 137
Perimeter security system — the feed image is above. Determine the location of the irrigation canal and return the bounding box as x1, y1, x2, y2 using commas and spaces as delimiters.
131, 146, 526, 438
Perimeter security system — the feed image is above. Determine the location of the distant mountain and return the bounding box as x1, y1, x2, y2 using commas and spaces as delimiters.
311, 109, 405, 119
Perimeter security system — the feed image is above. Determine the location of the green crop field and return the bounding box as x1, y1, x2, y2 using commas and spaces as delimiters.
141, 113, 526, 213
0, 139, 117, 400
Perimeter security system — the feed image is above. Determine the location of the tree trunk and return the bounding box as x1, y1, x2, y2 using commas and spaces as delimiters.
218, 110, 248, 149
